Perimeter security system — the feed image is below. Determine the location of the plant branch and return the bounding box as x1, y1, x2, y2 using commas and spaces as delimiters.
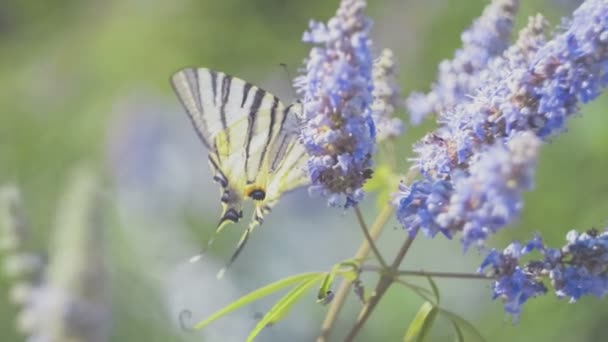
316, 204, 394, 342
360, 265, 495, 280
353, 205, 389, 269
344, 232, 417, 342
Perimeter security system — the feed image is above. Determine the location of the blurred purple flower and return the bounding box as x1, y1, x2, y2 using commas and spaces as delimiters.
372, 49, 405, 141
407, 0, 520, 124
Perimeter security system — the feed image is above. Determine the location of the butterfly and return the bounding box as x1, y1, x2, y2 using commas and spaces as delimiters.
171, 68, 309, 276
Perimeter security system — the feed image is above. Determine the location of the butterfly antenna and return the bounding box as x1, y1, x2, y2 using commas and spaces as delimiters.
279, 63, 297, 99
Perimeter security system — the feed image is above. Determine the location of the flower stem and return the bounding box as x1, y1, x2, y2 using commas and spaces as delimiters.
316, 204, 394, 342
353, 205, 389, 269
344, 232, 417, 342
360, 265, 495, 280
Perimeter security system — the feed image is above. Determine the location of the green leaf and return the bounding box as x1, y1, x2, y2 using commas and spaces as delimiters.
393, 279, 435, 303
451, 320, 465, 342
335, 260, 359, 281
193, 272, 323, 330
425, 276, 440, 305
248, 277, 321, 342
317, 260, 361, 304
317, 272, 335, 304
403, 302, 438, 342
439, 309, 486, 342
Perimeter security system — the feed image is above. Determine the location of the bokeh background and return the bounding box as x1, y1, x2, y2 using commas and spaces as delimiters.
1, 0, 607, 341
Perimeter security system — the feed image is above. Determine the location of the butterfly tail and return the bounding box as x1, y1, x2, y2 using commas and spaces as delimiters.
216, 205, 272, 278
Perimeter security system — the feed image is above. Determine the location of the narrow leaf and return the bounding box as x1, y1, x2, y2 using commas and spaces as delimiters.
439, 309, 486, 342
193, 272, 323, 330
248, 277, 321, 342
317, 272, 335, 304
394, 279, 435, 303
425, 276, 440, 305
451, 320, 465, 342
404, 302, 438, 342
335, 260, 359, 281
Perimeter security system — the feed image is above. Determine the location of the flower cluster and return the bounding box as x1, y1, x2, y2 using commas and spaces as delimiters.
398, 0, 608, 249
296, 0, 376, 207
0, 186, 44, 311
398, 132, 541, 249
406, 0, 520, 124
10, 170, 110, 342
372, 49, 405, 141
479, 229, 608, 319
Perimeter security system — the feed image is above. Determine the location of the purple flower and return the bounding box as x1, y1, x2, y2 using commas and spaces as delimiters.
481, 227, 608, 319
479, 241, 547, 321
400, 0, 608, 250
296, 0, 376, 207
398, 133, 541, 249
372, 49, 405, 141
407, 0, 520, 124
551, 229, 608, 301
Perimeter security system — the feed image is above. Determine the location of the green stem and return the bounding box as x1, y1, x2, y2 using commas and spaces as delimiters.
344, 233, 417, 342
353, 205, 388, 269
397, 270, 494, 280
316, 205, 394, 342
360, 265, 495, 280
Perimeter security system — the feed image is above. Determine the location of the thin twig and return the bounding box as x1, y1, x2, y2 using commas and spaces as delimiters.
344, 232, 417, 342
316, 205, 394, 342
397, 270, 494, 280
360, 265, 495, 280
353, 205, 389, 269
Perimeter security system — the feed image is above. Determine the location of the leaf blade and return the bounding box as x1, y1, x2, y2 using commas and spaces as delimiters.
439, 309, 486, 342
193, 272, 323, 330
425, 276, 440, 305
404, 301, 438, 342
248, 277, 321, 342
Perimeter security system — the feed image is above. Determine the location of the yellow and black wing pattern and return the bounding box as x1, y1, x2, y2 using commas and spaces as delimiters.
171, 68, 309, 273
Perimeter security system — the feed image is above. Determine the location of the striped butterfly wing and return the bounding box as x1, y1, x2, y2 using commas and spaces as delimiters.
171, 68, 310, 274
172, 67, 292, 196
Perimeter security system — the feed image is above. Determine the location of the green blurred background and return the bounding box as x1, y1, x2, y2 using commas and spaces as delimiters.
1, 0, 607, 341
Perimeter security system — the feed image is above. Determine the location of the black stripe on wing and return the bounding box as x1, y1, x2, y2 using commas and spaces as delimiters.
208, 155, 228, 188
219, 74, 232, 147
241, 83, 252, 108
244, 88, 265, 183
270, 134, 290, 172
257, 96, 280, 173
171, 69, 212, 148
210, 70, 218, 106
